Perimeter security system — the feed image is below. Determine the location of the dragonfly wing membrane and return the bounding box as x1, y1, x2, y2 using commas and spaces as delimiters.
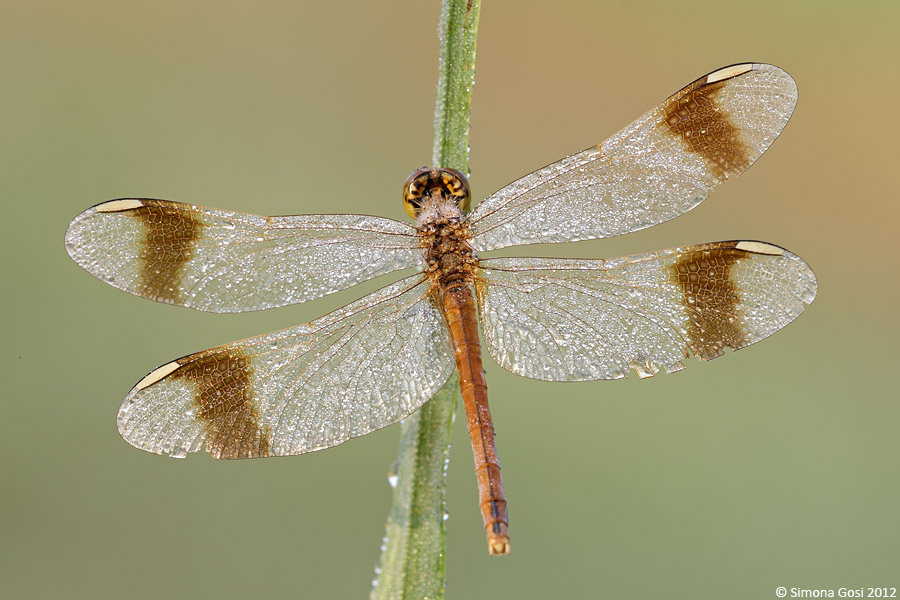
65, 199, 423, 312
469, 64, 798, 251
117, 275, 455, 458
476, 242, 816, 381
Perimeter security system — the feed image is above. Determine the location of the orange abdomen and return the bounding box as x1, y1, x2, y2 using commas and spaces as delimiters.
441, 283, 509, 555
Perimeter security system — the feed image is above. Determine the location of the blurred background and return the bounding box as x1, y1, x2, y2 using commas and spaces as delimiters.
2, 0, 898, 598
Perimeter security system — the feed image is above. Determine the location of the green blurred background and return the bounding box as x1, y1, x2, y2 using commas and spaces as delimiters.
3, 1, 898, 598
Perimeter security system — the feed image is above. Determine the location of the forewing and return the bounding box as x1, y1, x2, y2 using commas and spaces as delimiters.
476, 241, 816, 381
469, 64, 798, 251
65, 199, 423, 312
117, 274, 455, 458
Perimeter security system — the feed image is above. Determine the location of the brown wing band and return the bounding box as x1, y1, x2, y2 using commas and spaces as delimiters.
668, 245, 750, 360
173, 350, 271, 459
663, 76, 750, 179
129, 200, 203, 304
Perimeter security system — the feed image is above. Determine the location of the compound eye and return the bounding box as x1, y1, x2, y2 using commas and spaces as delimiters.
440, 168, 471, 213
401, 167, 472, 218
402, 167, 431, 218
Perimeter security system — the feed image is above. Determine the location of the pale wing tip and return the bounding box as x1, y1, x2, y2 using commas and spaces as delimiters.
795, 253, 818, 306
65, 199, 146, 257
756, 63, 799, 103
64, 205, 96, 258
757, 241, 817, 305
704, 63, 798, 114
116, 399, 196, 460
117, 360, 197, 459
767, 247, 818, 313
733, 239, 817, 305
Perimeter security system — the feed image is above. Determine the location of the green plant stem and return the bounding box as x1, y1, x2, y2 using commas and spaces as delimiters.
433, 0, 481, 172
370, 1, 480, 599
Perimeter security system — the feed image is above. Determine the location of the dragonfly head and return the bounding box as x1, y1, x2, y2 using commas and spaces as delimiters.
402, 167, 471, 218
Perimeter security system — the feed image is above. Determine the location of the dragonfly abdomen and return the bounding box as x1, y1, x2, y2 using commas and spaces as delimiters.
442, 282, 510, 555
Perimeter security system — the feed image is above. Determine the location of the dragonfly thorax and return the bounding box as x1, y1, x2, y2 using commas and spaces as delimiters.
417, 207, 477, 288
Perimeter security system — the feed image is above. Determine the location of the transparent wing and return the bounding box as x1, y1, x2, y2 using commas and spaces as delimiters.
468, 64, 798, 251
116, 274, 455, 458
65, 199, 423, 312
476, 241, 816, 381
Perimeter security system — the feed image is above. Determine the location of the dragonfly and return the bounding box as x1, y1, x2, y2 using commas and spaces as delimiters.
65, 63, 816, 555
